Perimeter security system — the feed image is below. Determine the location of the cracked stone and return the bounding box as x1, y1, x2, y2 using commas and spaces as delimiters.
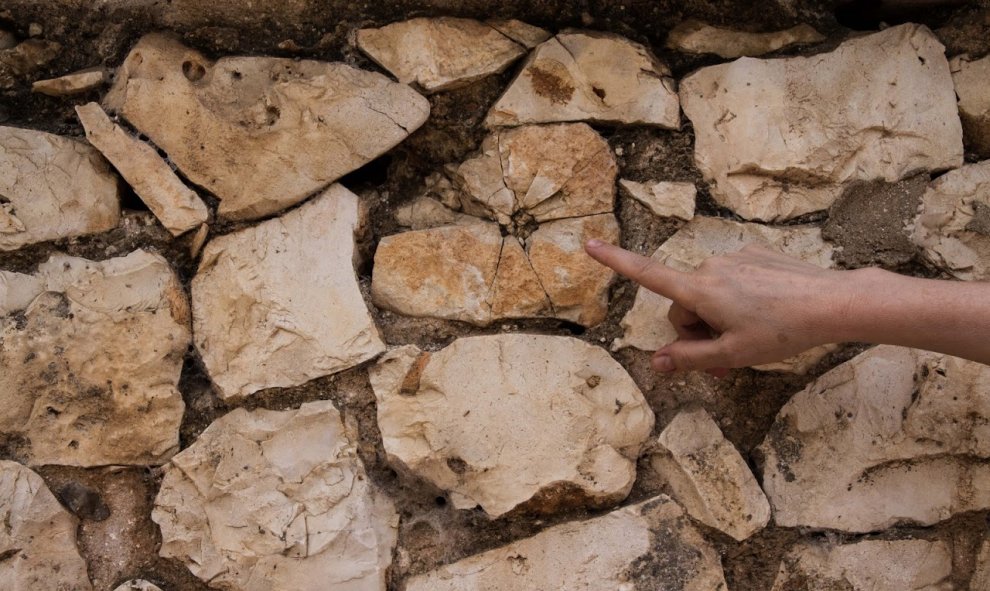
770, 539, 953, 590
0, 125, 121, 251
666, 20, 825, 58
951, 54, 990, 157
0, 461, 92, 591
912, 160, 990, 280
680, 24, 964, 221
395, 196, 480, 230
76, 102, 208, 236
404, 495, 726, 590
650, 408, 771, 541
355, 17, 528, 93
619, 179, 696, 221
0, 250, 188, 467
112, 581, 162, 591
104, 33, 429, 221
192, 184, 385, 399
369, 335, 654, 518
486, 19, 552, 49
614, 216, 836, 373
32, 66, 106, 96
0, 38, 60, 88
154, 400, 398, 591
486, 30, 680, 128
758, 345, 990, 533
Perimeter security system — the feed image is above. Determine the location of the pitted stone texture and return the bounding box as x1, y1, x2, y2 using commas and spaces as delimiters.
0, 461, 92, 591
770, 540, 953, 591
0, 126, 120, 251
104, 34, 429, 221
951, 54, 990, 157
681, 24, 963, 221
758, 345, 990, 533
356, 18, 527, 93
76, 102, 208, 236
666, 20, 824, 58
32, 66, 106, 96
912, 160, 990, 280
193, 184, 384, 399
0, 250, 187, 467
369, 335, 654, 518
373, 124, 618, 327
405, 496, 726, 590
973, 538, 990, 590
154, 401, 397, 591
112, 581, 162, 591
486, 19, 551, 49
619, 179, 696, 221
615, 216, 835, 373
651, 408, 771, 541
0, 39, 60, 88
486, 30, 679, 128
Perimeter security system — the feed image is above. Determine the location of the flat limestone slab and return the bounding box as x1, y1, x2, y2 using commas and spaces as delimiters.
369, 335, 654, 518
32, 66, 106, 95
680, 24, 963, 221
666, 20, 824, 58
104, 33, 429, 221
154, 401, 397, 591
0, 125, 120, 250
404, 496, 726, 590
759, 345, 990, 532
192, 184, 385, 399
76, 102, 208, 236
619, 179, 696, 220
0, 250, 188, 467
951, 54, 990, 157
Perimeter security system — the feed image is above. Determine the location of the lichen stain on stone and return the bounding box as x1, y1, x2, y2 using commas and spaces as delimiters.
527, 64, 574, 104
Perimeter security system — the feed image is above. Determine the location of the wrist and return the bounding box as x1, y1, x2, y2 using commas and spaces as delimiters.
813, 267, 896, 345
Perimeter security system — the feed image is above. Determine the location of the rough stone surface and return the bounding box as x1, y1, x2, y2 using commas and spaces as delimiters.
112, 581, 162, 591
912, 160, 990, 280
486, 30, 680, 128
758, 345, 990, 533
0, 461, 92, 591
192, 184, 384, 399
0, 250, 188, 467
369, 335, 654, 518
615, 216, 836, 373
973, 538, 990, 590
619, 179, 696, 221
356, 18, 527, 93
486, 19, 551, 48
681, 24, 964, 221
76, 102, 209, 236
666, 20, 824, 58
0, 125, 120, 251
394, 196, 478, 230
0, 30, 15, 50
770, 539, 953, 590
405, 495, 726, 590
32, 66, 106, 96
104, 33, 429, 221
154, 401, 398, 591
951, 54, 990, 157
651, 408, 771, 541
0, 38, 60, 88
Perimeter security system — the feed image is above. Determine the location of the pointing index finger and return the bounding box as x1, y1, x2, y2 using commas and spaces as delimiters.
585, 240, 690, 301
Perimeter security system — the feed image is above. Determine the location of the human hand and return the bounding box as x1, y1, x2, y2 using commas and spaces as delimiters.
586, 240, 854, 376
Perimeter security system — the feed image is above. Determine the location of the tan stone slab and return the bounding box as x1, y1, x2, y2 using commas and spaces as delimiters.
32, 66, 106, 96
619, 178, 696, 220
486, 18, 552, 48
489, 236, 551, 319
666, 20, 824, 58
951, 54, 990, 157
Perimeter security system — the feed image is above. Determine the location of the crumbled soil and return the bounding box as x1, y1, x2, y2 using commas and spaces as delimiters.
1, 1, 988, 590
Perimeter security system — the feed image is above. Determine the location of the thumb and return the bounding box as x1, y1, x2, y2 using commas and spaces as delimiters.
654, 338, 736, 373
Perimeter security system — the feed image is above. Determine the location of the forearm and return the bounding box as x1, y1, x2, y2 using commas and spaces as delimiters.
826, 268, 990, 365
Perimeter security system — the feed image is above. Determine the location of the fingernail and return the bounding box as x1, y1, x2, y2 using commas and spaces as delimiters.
652, 355, 675, 372
586, 239, 603, 249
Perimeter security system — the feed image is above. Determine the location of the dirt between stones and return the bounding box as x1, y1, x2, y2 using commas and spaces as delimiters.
1, 2, 988, 591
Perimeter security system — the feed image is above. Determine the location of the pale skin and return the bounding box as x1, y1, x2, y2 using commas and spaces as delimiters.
585, 239, 990, 376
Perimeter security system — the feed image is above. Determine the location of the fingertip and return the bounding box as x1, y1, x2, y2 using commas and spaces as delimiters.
585, 239, 604, 250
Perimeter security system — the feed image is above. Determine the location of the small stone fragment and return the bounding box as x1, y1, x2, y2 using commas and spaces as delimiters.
486, 19, 552, 49
951, 54, 990, 158
27, 23, 42, 38
770, 539, 953, 590
912, 160, 990, 280
486, 30, 679, 128
0, 461, 92, 591
189, 223, 208, 258
0, 125, 120, 250
619, 179, 696, 221
394, 196, 478, 230
404, 495, 726, 590
104, 34, 429, 220
680, 24, 963, 221
56, 481, 111, 521
0, 250, 188, 466
666, 20, 825, 58
154, 401, 398, 591
369, 334, 654, 517
356, 18, 527, 93
193, 184, 384, 399
32, 66, 106, 96
651, 408, 770, 541
615, 216, 835, 373
0, 39, 60, 88
76, 102, 208, 236
758, 345, 990, 532
112, 581, 162, 591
